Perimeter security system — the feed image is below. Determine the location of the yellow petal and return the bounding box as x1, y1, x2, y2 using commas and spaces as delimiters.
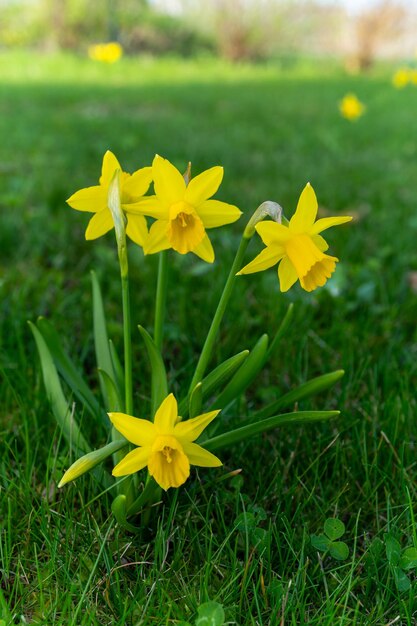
237, 245, 284, 275
100, 150, 121, 186
126, 214, 148, 247
108, 412, 156, 446
255, 221, 291, 246
289, 183, 318, 233
310, 216, 352, 235
122, 166, 152, 202
184, 166, 223, 206
153, 394, 178, 433
144, 220, 170, 255
196, 199, 242, 228
85, 209, 114, 239
128, 195, 169, 219
174, 410, 220, 443
66, 185, 106, 213
278, 256, 298, 292
153, 155, 186, 206
312, 234, 329, 252
148, 445, 190, 490
182, 441, 222, 467
192, 233, 215, 263
112, 446, 150, 476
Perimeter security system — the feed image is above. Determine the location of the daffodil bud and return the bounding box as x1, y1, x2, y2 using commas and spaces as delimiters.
58, 439, 128, 488
107, 169, 128, 276
183, 161, 192, 185
243, 201, 283, 239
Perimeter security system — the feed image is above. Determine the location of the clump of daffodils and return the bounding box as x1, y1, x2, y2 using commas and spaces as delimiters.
33, 148, 352, 528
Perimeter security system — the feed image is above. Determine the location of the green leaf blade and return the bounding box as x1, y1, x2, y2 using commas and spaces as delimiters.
196, 601, 225, 626
204, 410, 340, 452
29, 321, 90, 455
399, 547, 417, 570
311, 534, 330, 552
212, 334, 269, 409
384, 533, 401, 566
91, 270, 116, 409
254, 370, 345, 419
324, 518, 345, 541
138, 325, 168, 417
36, 317, 106, 426
329, 541, 349, 561
393, 566, 411, 593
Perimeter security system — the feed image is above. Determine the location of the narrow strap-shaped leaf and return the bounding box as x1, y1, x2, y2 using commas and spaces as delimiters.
188, 382, 203, 419
109, 339, 125, 401
266, 302, 294, 361
202, 349, 249, 398
29, 322, 90, 455
178, 349, 249, 417
138, 325, 168, 417
213, 334, 269, 409
36, 316, 107, 427
253, 370, 345, 419
58, 439, 128, 487
98, 368, 123, 412
91, 270, 116, 409
203, 410, 340, 452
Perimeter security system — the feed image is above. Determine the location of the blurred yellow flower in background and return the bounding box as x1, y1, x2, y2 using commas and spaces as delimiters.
109, 394, 222, 490
88, 42, 123, 63
410, 69, 417, 85
339, 93, 365, 121
238, 183, 352, 293
67, 150, 152, 245
130, 155, 242, 263
392, 68, 410, 89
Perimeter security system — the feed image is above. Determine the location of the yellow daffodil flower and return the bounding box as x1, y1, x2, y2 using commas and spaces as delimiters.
109, 394, 222, 490
129, 155, 242, 263
67, 150, 152, 246
88, 42, 123, 63
339, 94, 365, 121
238, 183, 352, 293
392, 68, 410, 89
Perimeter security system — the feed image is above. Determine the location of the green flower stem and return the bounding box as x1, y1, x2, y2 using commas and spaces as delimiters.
203, 410, 340, 452
154, 250, 168, 352
188, 235, 251, 394
108, 169, 133, 416
127, 476, 159, 517
108, 169, 135, 502
118, 255, 136, 503
121, 271, 133, 415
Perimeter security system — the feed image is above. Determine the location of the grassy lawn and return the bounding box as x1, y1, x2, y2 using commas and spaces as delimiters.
2, 50, 417, 625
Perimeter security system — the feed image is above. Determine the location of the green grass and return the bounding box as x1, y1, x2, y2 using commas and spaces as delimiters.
2, 50, 417, 625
